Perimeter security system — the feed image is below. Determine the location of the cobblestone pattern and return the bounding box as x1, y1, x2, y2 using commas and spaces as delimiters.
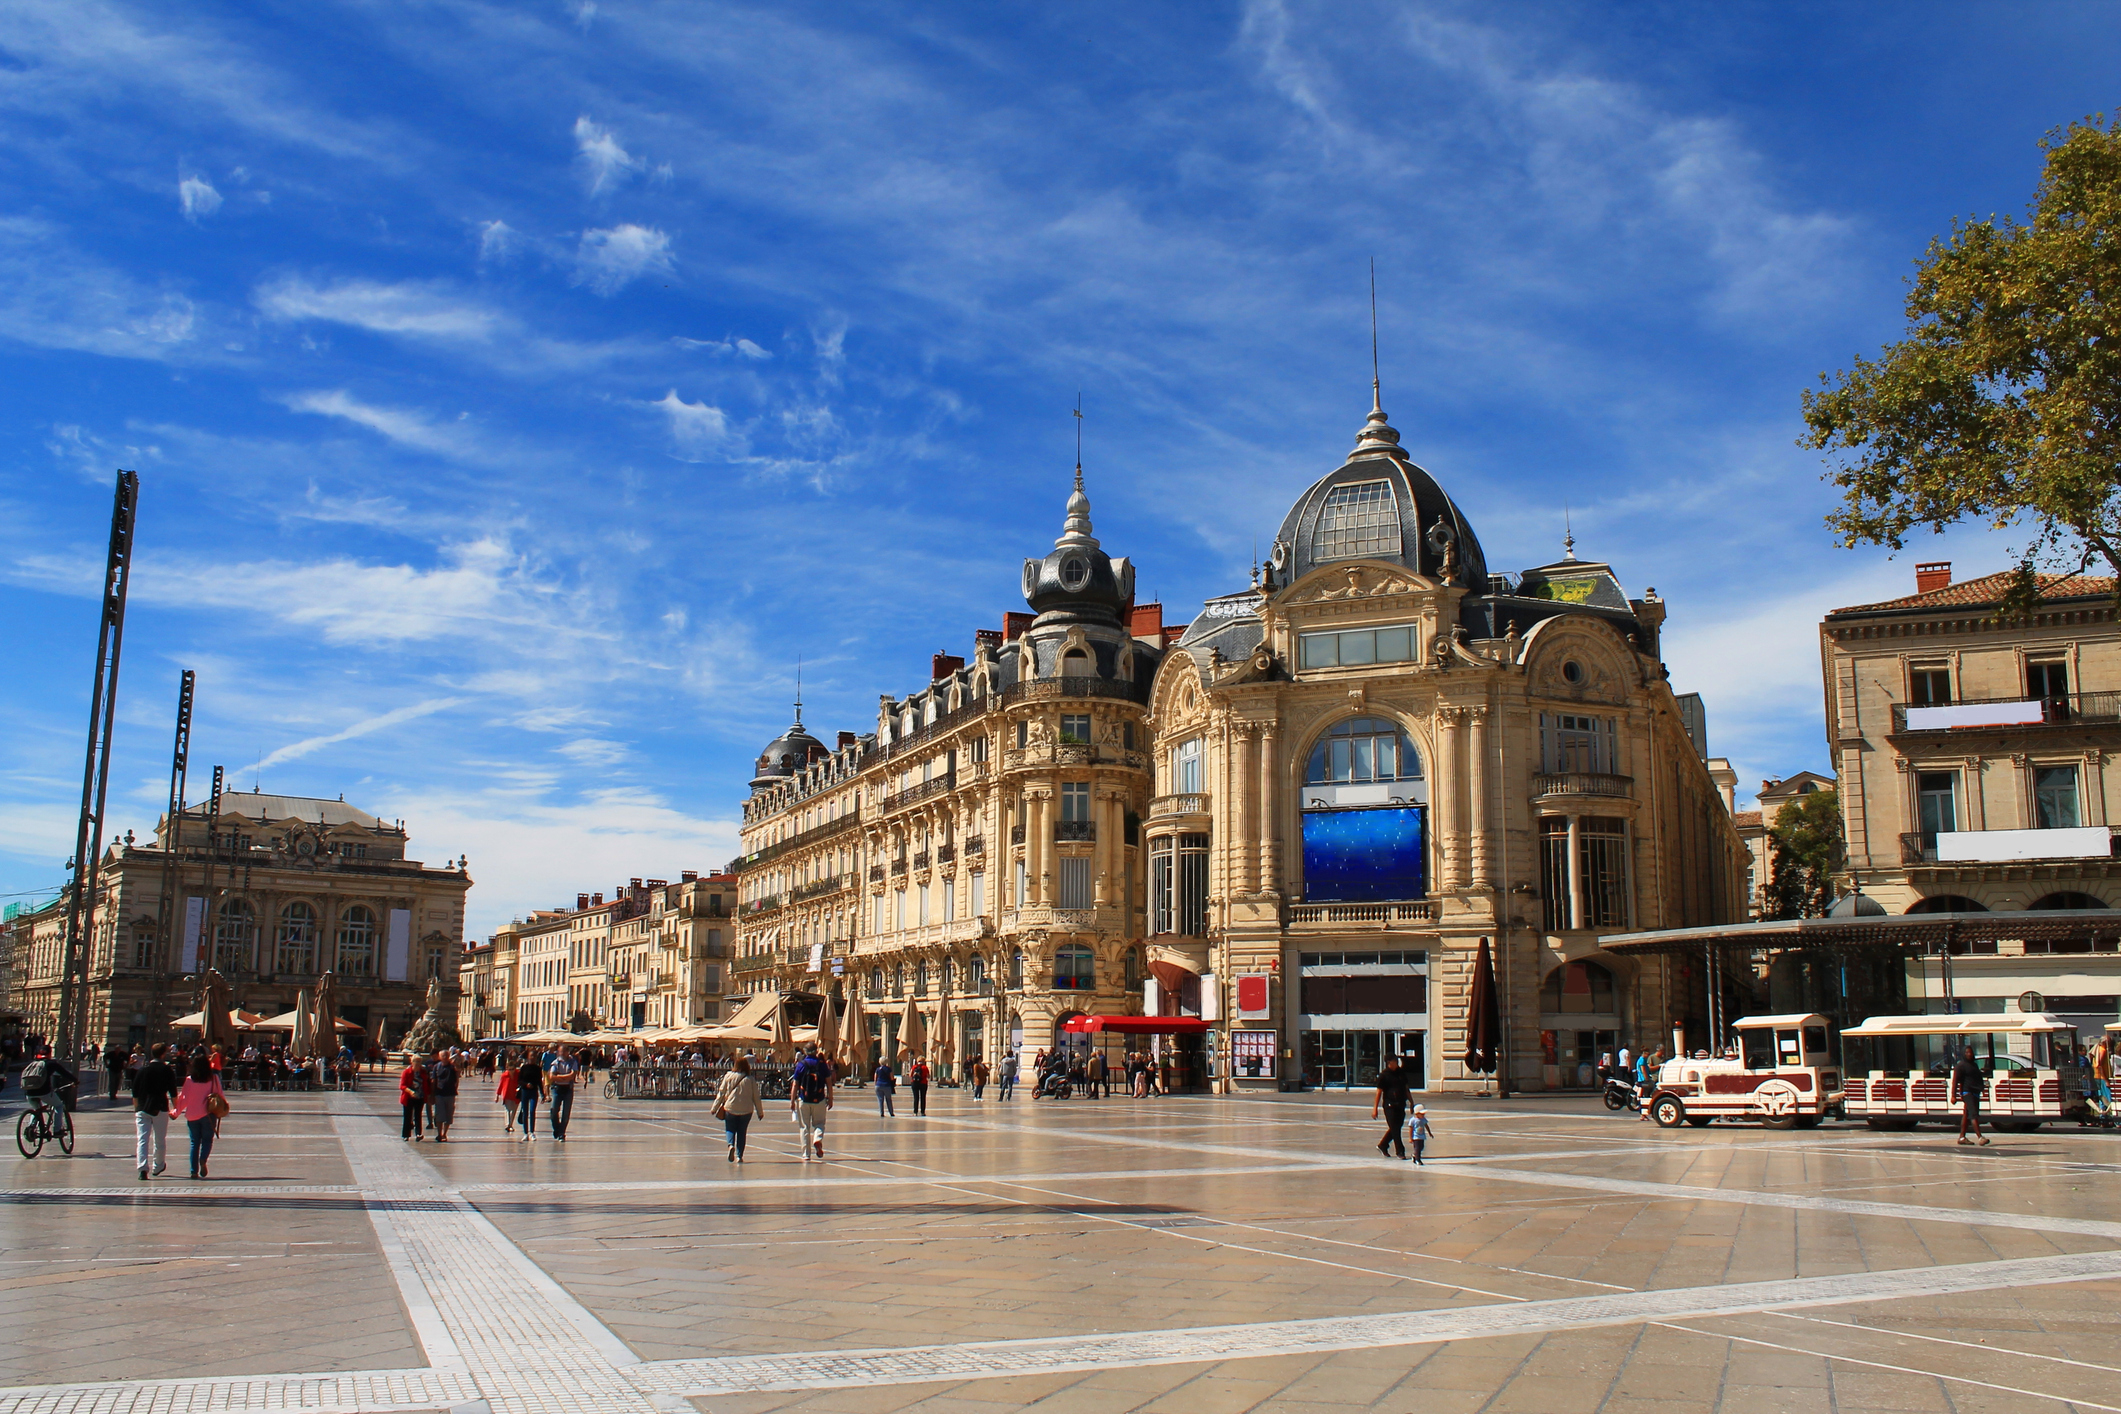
630, 1248, 2121, 1396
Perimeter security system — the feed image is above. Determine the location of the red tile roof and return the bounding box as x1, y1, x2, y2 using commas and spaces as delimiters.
1732, 810, 1763, 830
1832, 570, 2116, 615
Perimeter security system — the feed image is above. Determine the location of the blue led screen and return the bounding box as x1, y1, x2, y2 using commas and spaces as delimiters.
1301, 806, 1425, 903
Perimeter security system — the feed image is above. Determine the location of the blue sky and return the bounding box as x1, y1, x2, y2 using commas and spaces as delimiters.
3, 1, 2114, 936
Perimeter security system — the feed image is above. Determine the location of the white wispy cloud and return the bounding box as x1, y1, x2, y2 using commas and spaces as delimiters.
178, 174, 222, 222
256, 697, 466, 770
573, 224, 673, 294
573, 116, 641, 196
256, 276, 503, 339
649, 389, 734, 460
282, 388, 485, 459
672, 335, 772, 360
0, 217, 203, 360
476, 219, 518, 265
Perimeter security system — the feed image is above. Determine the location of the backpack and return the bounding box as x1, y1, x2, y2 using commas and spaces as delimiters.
794, 1061, 829, 1104
19, 1059, 52, 1095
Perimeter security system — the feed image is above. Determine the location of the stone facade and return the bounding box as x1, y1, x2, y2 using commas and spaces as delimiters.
1148, 396, 1747, 1093
1822, 562, 2121, 1031
736, 474, 1168, 1073
6, 792, 469, 1052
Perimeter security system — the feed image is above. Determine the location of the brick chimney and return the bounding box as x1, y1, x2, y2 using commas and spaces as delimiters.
577, 892, 589, 911
1916, 561, 1951, 593
1003, 612, 1033, 641
681, 870, 697, 883
932, 652, 965, 681
837, 730, 858, 749
974, 628, 1003, 656
1128, 602, 1164, 640
591, 892, 603, 907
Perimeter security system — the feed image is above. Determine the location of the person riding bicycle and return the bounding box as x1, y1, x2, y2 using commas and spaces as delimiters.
19, 1048, 77, 1114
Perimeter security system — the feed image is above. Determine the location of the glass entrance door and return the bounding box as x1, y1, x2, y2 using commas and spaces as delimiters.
1303, 1029, 1428, 1089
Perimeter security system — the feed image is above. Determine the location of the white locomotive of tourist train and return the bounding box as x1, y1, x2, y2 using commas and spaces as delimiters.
1840, 1012, 2092, 1131
1645, 1013, 1845, 1129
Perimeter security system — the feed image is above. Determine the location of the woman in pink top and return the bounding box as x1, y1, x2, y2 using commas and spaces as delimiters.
174, 1053, 227, 1179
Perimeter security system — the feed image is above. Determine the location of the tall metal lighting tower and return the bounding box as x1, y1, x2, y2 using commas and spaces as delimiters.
56, 470, 140, 1061
151, 670, 196, 1029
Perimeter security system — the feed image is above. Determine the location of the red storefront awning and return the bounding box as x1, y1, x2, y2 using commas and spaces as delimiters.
1062, 1015, 1210, 1035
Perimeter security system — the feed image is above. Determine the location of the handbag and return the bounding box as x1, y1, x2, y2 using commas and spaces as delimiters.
206, 1088, 231, 1119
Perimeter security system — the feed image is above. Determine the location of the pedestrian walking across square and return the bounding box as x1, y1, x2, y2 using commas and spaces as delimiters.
791, 1045, 834, 1160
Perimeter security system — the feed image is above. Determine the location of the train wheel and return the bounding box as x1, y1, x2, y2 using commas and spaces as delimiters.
1760, 1113, 1798, 1130
1652, 1095, 1686, 1128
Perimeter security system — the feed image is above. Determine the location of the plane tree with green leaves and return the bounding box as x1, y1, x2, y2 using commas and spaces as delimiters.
1802, 116, 2121, 613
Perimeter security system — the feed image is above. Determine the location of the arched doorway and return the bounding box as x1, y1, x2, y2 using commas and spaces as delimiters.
1906, 895, 1988, 913
2030, 891, 2108, 910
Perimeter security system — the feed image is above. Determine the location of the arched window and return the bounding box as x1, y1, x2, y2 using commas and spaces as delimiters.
1307, 717, 1422, 785
276, 902, 318, 974
1540, 960, 1616, 1015
2030, 891, 2109, 910
893, 962, 906, 996
914, 960, 928, 997
967, 956, 987, 994
1054, 944, 1095, 991
869, 967, 885, 999
1011, 949, 1025, 988
1124, 946, 1141, 989
1904, 895, 1988, 914
941, 959, 954, 994
213, 899, 255, 973
336, 905, 377, 975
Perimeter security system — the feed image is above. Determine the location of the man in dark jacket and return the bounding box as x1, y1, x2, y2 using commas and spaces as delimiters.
104, 1044, 127, 1102
131, 1043, 180, 1180
1953, 1045, 1989, 1146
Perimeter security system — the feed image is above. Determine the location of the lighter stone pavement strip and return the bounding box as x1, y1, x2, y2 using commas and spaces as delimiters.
627, 1248, 2121, 1396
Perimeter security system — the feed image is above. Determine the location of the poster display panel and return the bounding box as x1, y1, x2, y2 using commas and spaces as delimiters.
1301, 806, 1425, 903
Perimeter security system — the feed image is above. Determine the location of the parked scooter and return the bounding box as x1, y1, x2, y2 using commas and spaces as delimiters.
1602, 1074, 1640, 1112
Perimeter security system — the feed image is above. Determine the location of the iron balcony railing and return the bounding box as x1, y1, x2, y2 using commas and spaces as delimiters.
1054, 820, 1096, 841
1000, 675, 1151, 707
740, 807, 863, 869
1891, 691, 2121, 733
789, 874, 848, 904
884, 773, 957, 814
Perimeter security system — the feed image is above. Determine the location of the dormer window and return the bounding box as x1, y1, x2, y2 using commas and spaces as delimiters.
1312, 479, 1401, 563
1060, 554, 1090, 589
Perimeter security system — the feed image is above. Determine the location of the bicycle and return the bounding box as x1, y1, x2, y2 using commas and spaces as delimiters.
16, 1095, 74, 1159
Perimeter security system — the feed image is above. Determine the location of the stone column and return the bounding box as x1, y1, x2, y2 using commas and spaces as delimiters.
1468, 705, 1491, 889
1566, 813, 1584, 932
1258, 720, 1279, 896
1436, 708, 1463, 890
1236, 725, 1260, 895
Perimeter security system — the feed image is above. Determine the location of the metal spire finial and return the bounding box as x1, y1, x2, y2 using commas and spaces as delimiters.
1072, 395, 1084, 494
793, 656, 803, 726
1369, 257, 1382, 415
1563, 505, 1577, 561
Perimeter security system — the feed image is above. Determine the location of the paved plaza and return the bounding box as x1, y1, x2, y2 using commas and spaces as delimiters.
5, 1080, 2121, 1413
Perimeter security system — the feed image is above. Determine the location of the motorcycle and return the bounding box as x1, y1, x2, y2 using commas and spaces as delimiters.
1602, 1075, 1640, 1112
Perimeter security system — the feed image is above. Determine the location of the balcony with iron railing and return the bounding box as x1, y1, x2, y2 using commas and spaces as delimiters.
911, 852, 931, 872
1000, 675, 1151, 707
884, 773, 958, 814
935, 843, 955, 864
1533, 772, 1633, 801
740, 807, 863, 869
1054, 819, 1096, 842
789, 873, 848, 904
1890, 691, 2121, 735
964, 835, 983, 855
1010, 824, 1026, 845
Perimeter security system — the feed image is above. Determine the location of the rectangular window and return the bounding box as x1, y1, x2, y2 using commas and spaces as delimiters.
1061, 781, 1091, 821
2028, 660, 2069, 700
1917, 772, 1957, 849
1911, 667, 1952, 706
1579, 817, 1629, 929
1150, 838, 1174, 935
918, 884, 930, 926
2035, 765, 2081, 828
971, 871, 985, 917
1176, 737, 1203, 794
1177, 834, 1210, 935
893, 890, 906, 930
1058, 856, 1092, 909
1014, 860, 1027, 907
972, 735, 989, 763
1016, 721, 1028, 749
1542, 713, 1616, 774
1540, 818, 1571, 932
943, 880, 956, 922
1311, 479, 1402, 562
1299, 623, 1421, 670
1061, 713, 1092, 744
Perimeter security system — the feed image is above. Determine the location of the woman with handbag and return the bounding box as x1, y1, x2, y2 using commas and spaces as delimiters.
174, 1053, 228, 1180
713, 1056, 764, 1163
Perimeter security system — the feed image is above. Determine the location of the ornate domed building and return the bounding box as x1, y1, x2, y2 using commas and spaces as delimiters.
734, 469, 1169, 1072
1144, 388, 1746, 1093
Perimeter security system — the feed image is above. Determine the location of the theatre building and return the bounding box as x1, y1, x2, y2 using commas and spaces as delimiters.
1145, 392, 1747, 1092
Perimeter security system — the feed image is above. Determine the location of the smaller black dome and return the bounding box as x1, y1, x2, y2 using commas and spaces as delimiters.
751, 720, 826, 791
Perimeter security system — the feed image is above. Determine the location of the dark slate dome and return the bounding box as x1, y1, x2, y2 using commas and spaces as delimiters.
1269, 394, 1487, 592
750, 717, 827, 792
1022, 471, 1133, 627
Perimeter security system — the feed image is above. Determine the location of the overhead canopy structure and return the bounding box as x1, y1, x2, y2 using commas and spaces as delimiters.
1062, 1015, 1210, 1035
253, 1009, 364, 1033
1599, 909, 2121, 957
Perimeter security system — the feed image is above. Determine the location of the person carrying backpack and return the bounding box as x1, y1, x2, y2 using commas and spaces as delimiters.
908, 1057, 930, 1116
790, 1044, 834, 1162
